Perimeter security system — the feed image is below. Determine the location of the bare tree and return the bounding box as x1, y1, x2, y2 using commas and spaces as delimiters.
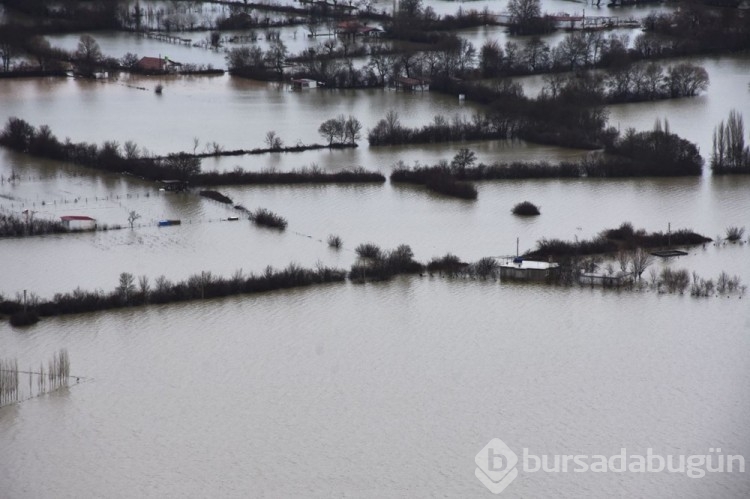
398, 0, 423, 18
188, 270, 213, 299
479, 39, 503, 77
611, 253, 628, 280
636, 63, 665, 99
27, 36, 52, 71
630, 248, 653, 280
507, 0, 540, 34
165, 153, 200, 180
555, 32, 590, 71
384, 110, 401, 135
322, 38, 338, 56
138, 275, 151, 302
127, 210, 141, 229
231, 268, 245, 290
75, 35, 102, 72
265, 39, 287, 76
124, 140, 140, 160
450, 148, 476, 175
117, 272, 136, 304
712, 109, 748, 171
318, 118, 344, 146
523, 37, 550, 72
154, 275, 171, 296
264, 131, 283, 150
542, 73, 568, 99
0, 25, 25, 72
667, 63, 709, 98
344, 116, 362, 144
367, 46, 395, 86
305, 19, 319, 38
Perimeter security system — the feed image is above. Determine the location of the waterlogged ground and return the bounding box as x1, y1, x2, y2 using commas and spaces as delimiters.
1, 147, 748, 299
0, 52, 748, 298
1, 7, 750, 497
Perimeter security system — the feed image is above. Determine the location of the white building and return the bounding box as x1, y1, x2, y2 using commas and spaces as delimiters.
497, 257, 559, 281
60, 215, 96, 231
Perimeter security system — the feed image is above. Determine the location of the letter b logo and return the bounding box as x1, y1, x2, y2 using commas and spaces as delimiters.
475, 438, 519, 494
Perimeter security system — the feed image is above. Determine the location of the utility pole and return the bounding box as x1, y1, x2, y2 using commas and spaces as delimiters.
668, 222, 671, 247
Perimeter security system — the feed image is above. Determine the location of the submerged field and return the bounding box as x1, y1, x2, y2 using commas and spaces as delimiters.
1, 1, 750, 497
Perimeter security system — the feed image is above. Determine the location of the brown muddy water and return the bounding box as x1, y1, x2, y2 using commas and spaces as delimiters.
1, 21, 749, 499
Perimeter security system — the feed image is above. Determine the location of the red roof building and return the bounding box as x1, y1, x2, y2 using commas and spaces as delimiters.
136, 56, 167, 73
60, 215, 96, 221
60, 215, 96, 230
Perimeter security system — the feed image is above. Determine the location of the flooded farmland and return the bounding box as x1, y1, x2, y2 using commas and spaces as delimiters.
1, 1, 749, 498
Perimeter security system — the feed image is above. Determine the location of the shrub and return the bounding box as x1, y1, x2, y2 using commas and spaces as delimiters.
427, 253, 468, 274
249, 208, 287, 229
9, 310, 39, 327
424, 173, 478, 200
606, 126, 703, 176
512, 201, 540, 216
349, 243, 423, 281
660, 267, 690, 294
468, 257, 499, 278
603, 222, 635, 240
0, 213, 69, 237
525, 224, 711, 259
327, 234, 342, 249
726, 226, 745, 242
355, 242, 382, 259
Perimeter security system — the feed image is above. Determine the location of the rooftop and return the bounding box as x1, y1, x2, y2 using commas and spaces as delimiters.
496, 257, 559, 270
136, 56, 165, 72
60, 215, 95, 221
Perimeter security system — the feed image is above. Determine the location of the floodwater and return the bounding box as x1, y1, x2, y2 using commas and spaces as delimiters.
0, 75, 484, 155
45, 0, 672, 71
1, 277, 749, 498
2, 11, 750, 499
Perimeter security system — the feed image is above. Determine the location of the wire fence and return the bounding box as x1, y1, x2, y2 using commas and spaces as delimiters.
0, 349, 90, 408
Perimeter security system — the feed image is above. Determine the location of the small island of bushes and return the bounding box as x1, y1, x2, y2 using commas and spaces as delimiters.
512, 201, 540, 216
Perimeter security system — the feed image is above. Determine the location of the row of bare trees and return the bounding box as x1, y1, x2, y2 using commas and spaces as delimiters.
712, 109, 750, 173
318, 115, 363, 145
0, 350, 70, 407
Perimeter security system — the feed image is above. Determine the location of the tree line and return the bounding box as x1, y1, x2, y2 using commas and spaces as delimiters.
0, 118, 383, 186
388, 124, 703, 199
524, 222, 712, 260
711, 109, 750, 174
0, 264, 348, 321
0, 212, 69, 238
2, 224, 729, 325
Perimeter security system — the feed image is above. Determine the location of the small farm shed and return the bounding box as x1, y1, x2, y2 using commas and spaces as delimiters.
60, 215, 96, 230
